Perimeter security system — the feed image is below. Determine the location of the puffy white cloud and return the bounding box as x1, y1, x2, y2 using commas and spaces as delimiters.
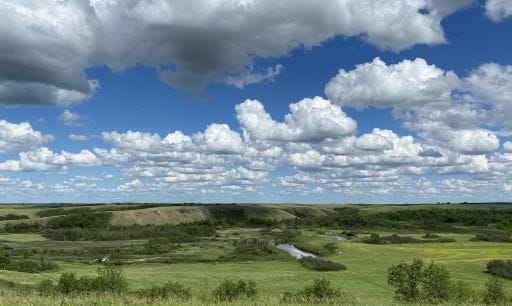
0, 147, 98, 171
0, 120, 53, 153
69, 134, 89, 141
236, 97, 356, 143
325, 57, 460, 109
444, 130, 500, 155
58, 110, 83, 127
485, 0, 512, 21
355, 129, 394, 151
194, 124, 246, 154
503, 141, 512, 152
0, 0, 471, 104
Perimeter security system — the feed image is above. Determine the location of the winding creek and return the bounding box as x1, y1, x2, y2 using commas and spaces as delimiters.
276, 243, 317, 259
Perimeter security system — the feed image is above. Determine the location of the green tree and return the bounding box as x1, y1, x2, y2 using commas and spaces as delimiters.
483, 278, 507, 305
387, 259, 424, 302
421, 261, 451, 303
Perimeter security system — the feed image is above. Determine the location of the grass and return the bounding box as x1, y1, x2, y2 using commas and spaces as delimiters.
0, 233, 46, 242
0, 232, 508, 303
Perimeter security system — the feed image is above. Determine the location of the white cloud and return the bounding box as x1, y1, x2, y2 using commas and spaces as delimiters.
0, 147, 98, 171
503, 141, 512, 152
0, 0, 472, 104
224, 64, 283, 89
325, 57, 460, 109
355, 129, 394, 151
58, 110, 82, 127
236, 97, 356, 143
69, 134, 88, 141
485, 0, 512, 21
0, 120, 53, 153
445, 129, 500, 155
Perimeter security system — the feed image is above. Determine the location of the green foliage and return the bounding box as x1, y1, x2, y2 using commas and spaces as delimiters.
46, 212, 112, 229
362, 233, 455, 244
212, 279, 257, 302
421, 261, 451, 304
54, 264, 128, 294
0, 252, 11, 269
472, 233, 512, 242
135, 282, 191, 300
387, 259, 424, 302
3, 256, 58, 273
36, 279, 57, 296
298, 256, 346, 271
4, 222, 42, 233
449, 280, 477, 304
0, 214, 29, 221
487, 259, 512, 279
44, 223, 216, 241
282, 278, 352, 304
483, 278, 507, 305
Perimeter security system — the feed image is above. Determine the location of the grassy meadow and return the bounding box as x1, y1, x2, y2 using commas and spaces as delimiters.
0, 203, 510, 305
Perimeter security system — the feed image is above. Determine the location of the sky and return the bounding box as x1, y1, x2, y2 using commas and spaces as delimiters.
1, 0, 512, 204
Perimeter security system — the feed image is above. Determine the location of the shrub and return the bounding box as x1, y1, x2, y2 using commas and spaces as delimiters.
135, 282, 191, 300
0, 252, 11, 269
95, 264, 128, 293
483, 278, 507, 305
422, 233, 441, 239
4, 222, 42, 233
363, 233, 455, 244
449, 280, 477, 304
0, 214, 29, 221
282, 278, 352, 304
298, 256, 346, 271
387, 259, 424, 302
36, 279, 57, 296
55, 264, 128, 294
487, 259, 512, 279
212, 279, 257, 301
421, 261, 451, 304
471, 233, 512, 243
4, 257, 58, 273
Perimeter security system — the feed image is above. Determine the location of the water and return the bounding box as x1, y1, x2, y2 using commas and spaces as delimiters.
277, 243, 317, 259
334, 236, 346, 241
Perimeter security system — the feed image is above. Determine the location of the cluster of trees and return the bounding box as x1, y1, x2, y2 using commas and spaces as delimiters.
0, 214, 29, 221
388, 259, 510, 304
361, 233, 455, 244
0, 253, 57, 273
298, 256, 345, 271
471, 233, 512, 243
487, 259, 512, 279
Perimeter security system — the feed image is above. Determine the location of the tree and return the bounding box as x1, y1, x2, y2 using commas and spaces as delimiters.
483, 278, 507, 305
421, 261, 451, 303
387, 259, 424, 302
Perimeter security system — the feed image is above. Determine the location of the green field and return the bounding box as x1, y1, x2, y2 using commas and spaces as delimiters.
0, 204, 510, 305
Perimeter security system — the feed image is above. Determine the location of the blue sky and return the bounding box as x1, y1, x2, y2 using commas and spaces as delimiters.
1, 0, 512, 203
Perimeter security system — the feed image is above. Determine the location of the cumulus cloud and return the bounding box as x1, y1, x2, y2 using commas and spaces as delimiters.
485, 0, 512, 21
58, 110, 82, 127
504, 141, 512, 152
0, 147, 98, 171
236, 97, 356, 143
0, 120, 53, 153
0, 0, 472, 104
325, 57, 461, 109
69, 134, 89, 141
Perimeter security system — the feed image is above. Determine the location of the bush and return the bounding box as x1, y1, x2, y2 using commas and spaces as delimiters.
422, 233, 441, 239
4, 257, 58, 273
471, 233, 512, 243
449, 280, 477, 304
4, 222, 42, 233
487, 259, 512, 279
55, 264, 128, 294
421, 261, 451, 304
363, 233, 455, 244
135, 282, 191, 300
387, 259, 424, 302
0, 214, 29, 221
298, 256, 346, 271
483, 278, 507, 305
0, 252, 11, 269
36, 279, 57, 296
282, 278, 352, 304
212, 279, 257, 301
